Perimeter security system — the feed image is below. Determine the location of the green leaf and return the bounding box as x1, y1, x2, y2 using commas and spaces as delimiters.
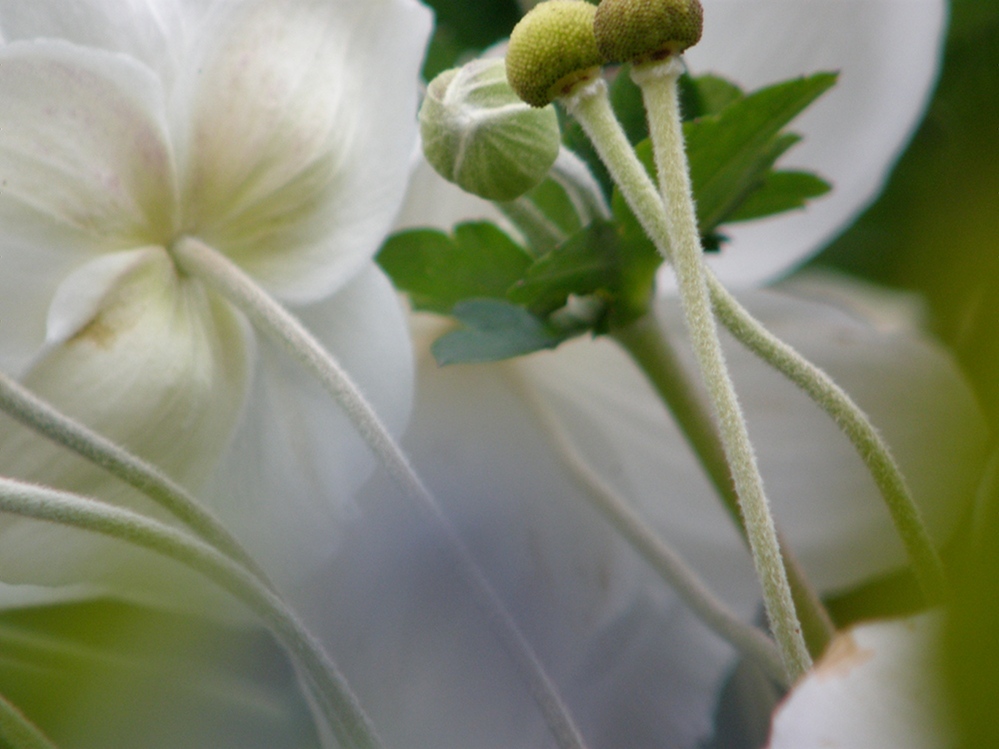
431, 299, 569, 365
685, 72, 838, 232
377, 222, 533, 314
508, 222, 619, 315
726, 170, 832, 223
684, 75, 745, 119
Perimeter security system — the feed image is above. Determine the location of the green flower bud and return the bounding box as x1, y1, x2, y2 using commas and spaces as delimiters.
420, 58, 561, 202
594, 0, 703, 64
506, 0, 603, 108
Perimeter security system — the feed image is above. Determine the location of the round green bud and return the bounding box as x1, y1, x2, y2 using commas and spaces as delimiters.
506, 0, 604, 108
419, 58, 561, 202
594, 0, 704, 64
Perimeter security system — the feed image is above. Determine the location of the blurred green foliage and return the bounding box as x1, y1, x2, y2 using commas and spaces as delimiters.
810, 2, 999, 746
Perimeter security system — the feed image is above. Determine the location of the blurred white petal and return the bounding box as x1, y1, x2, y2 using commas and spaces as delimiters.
202, 265, 414, 587
686, 0, 947, 286
767, 612, 952, 749
290, 329, 736, 748
517, 275, 986, 616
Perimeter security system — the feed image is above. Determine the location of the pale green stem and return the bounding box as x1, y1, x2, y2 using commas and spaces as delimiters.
0, 693, 59, 749
707, 278, 948, 603
563, 74, 810, 679
512, 372, 789, 686
0, 370, 272, 589
499, 197, 567, 253
0, 477, 378, 749
612, 315, 835, 656
170, 236, 589, 749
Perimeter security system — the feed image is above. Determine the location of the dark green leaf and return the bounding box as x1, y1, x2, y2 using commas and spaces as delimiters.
377, 223, 532, 314
431, 299, 568, 365
726, 170, 831, 223
685, 72, 838, 232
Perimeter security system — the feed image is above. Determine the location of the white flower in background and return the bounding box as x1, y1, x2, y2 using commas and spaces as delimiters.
319, 1, 983, 747
767, 612, 952, 749
0, 0, 432, 591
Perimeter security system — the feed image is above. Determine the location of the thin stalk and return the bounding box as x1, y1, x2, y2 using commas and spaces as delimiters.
498, 197, 567, 254
707, 278, 948, 603
513, 373, 788, 686
0, 477, 378, 749
170, 236, 589, 749
612, 315, 835, 655
563, 73, 810, 679
0, 693, 59, 749
0, 371, 271, 588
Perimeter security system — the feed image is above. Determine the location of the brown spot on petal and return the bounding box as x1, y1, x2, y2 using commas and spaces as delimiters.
815, 632, 875, 681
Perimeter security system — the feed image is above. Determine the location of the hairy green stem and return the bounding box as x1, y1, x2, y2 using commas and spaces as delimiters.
0, 371, 271, 588
171, 236, 589, 749
0, 477, 378, 749
612, 316, 835, 655
707, 278, 948, 603
563, 72, 810, 679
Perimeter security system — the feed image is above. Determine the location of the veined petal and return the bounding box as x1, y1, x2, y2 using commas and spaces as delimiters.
767, 613, 951, 749
684, 0, 947, 287
0, 40, 176, 248
0, 248, 252, 590
517, 276, 986, 616
0, 40, 177, 371
176, 0, 432, 303
199, 265, 414, 588
288, 322, 734, 749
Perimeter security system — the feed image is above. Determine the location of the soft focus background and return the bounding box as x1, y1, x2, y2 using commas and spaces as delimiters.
420, 0, 999, 745
0, 1, 995, 747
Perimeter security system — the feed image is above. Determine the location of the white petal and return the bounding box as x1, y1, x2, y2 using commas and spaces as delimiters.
0, 248, 251, 591
767, 613, 952, 749
288, 328, 735, 748
0, 0, 186, 83
0, 40, 176, 372
683, 0, 947, 286
175, 0, 432, 303
517, 276, 986, 616
199, 265, 414, 588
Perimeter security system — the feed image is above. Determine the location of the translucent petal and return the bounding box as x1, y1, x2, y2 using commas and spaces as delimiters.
288, 325, 735, 748
682, 0, 947, 287
767, 613, 951, 749
174, 0, 432, 303
517, 276, 987, 616
0, 248, 252, 592
199, 266, 415, 588
0, 40, 176, 372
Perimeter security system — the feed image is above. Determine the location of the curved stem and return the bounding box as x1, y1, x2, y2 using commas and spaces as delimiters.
0, 693, 59, 749
0, 477, 378, 749
513, 372, 789, 686
0, 371, 272, 588
564, 73, 810, 679
612, 316, 835, 655
171, 237, 590, 749
706, 277, 948, 603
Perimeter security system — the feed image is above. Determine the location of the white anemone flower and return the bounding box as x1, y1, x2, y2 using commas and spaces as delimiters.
301, 1, 985, 747
0, 0, 432, 592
